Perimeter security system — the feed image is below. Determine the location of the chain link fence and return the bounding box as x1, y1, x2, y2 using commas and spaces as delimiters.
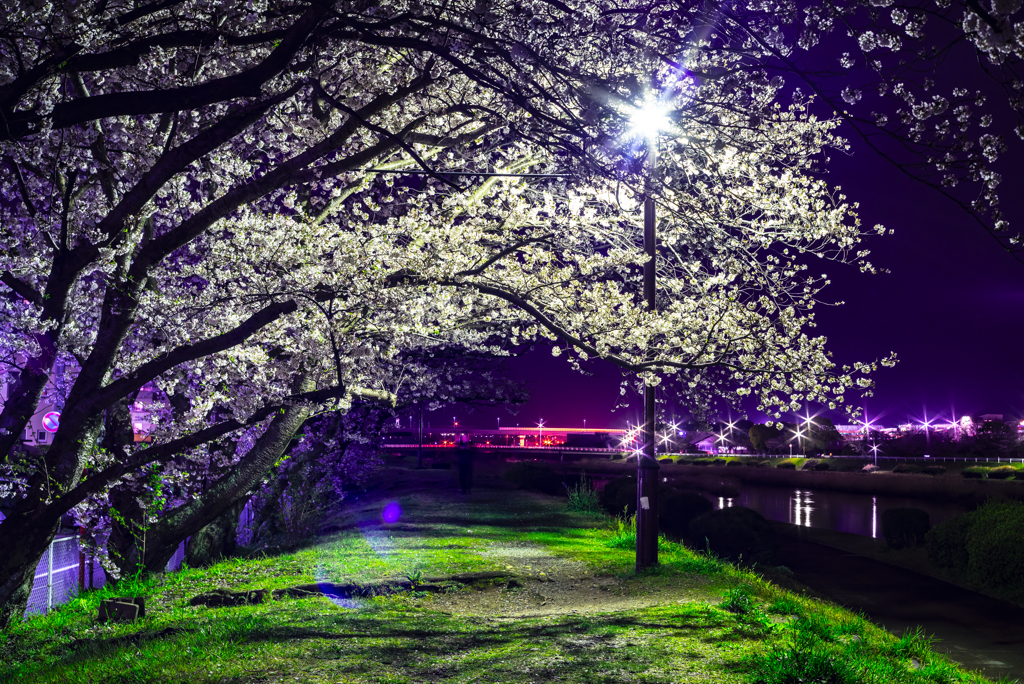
0, 510, 189, 617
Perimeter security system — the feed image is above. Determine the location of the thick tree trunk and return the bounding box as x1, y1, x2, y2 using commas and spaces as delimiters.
0, 416, 104, 629
184, 497, 248, 568
0, 510, 61, 628
109, 376, 313, 576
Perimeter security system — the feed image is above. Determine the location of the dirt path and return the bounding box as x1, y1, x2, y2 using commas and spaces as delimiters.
424, 539, 717, 618
331, 466, 722, 618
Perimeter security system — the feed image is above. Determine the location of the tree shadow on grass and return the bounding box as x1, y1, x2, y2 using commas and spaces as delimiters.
43, 607, 755, 683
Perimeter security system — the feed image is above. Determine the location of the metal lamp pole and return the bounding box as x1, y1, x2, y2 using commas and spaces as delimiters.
636, 136, 660, 572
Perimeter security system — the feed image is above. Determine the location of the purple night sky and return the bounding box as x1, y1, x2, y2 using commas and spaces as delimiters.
447, 136, 1024, 431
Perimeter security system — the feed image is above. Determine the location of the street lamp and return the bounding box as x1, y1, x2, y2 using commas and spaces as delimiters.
537, 419, 545, 447
630, 98, 669, 572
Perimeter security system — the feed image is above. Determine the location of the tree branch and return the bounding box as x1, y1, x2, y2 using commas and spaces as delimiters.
0, 272, 43, 307
74, 299, 300, 426
0, 3, 329, 140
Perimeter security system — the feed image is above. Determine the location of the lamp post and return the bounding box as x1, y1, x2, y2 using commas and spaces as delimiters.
417, 405, 424, 468
631, 100, 669, 572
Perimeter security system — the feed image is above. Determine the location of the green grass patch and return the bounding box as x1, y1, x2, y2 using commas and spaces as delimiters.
0, 476, 995, 684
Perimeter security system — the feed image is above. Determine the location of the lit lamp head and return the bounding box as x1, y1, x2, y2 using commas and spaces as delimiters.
629, 100, 671, 141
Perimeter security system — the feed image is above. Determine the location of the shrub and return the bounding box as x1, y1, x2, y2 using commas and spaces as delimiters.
799, 460, 818, 471
719, 586, 755, 614
503, 462, 561, 495
601, 476, 711, 535
986, 465, 1018, 480
726, 459, 744, 467
880, 508, 930, 548
606, 509, 636, 549
689, 506, 779, 565
927, 500, 1024, 594
961, 467, 988, 479
776, 461, 797, 470
922, 465, 947, 475
964, 500, 1024, 590
861, 464, 880, 473
892, 463, 922, 474
750, 645, 846, 684
566, 474, 603, 515
926, 512, 975, 571
767, 597, 801, 615
658, 457, 675, 464
599, 475, 638, 516
813, 461, 830, 471
712, 458, 728, 466
660, 489, 713, 537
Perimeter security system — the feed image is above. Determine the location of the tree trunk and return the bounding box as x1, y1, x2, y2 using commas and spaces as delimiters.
0, 416, 103, 629
109, 375, 314, 576
0, 510, 61, 628
184, 497, 248, 568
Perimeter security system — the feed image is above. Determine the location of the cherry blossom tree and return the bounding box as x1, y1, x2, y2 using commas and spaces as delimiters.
644, 0, 1024, 249
0, 0, 891, 626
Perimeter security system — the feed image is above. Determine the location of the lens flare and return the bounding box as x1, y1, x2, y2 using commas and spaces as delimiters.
382, 501, 401, 524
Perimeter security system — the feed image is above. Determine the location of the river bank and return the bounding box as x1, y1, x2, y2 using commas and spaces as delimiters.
770, 522, 1024, 680
3, 469, 992, 684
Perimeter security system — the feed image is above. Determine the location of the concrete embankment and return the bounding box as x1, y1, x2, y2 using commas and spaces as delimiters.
560, 459, 1024, 505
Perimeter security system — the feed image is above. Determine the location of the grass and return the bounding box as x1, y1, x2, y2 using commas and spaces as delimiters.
0, 469, 998, 684
565, 472, 603, 515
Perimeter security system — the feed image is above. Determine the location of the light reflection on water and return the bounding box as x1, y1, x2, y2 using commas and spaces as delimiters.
706, 485, 966, 538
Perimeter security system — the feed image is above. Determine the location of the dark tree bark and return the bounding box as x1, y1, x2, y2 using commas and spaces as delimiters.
107, 375, 313, 577
183, 497, 249, 568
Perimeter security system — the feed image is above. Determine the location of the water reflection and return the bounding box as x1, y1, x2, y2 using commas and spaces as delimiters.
704, 485, 965, 538
793, 490, 813, 527
872, 497, 877, 539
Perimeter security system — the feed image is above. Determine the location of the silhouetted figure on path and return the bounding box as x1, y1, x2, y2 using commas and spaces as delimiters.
456, 433, 474, 494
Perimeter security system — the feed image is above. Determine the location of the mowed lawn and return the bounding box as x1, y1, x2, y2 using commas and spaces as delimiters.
0, 467, 995, 683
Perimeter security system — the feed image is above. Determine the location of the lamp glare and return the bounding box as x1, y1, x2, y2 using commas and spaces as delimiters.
630, 102, 670, 140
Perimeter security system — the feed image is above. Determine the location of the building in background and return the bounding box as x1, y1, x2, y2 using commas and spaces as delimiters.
1, 359, 155, 447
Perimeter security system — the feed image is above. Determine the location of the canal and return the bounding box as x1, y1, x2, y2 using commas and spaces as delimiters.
672, 481, 1024, 680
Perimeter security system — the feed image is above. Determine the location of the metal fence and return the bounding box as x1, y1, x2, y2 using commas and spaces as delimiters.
24, 534, 188, 616
26, 534, 83, 615
0, 509, 190, 618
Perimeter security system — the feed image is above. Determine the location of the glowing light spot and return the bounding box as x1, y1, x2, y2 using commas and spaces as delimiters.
382, 501, 401, 524
629, 101, 671, 140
